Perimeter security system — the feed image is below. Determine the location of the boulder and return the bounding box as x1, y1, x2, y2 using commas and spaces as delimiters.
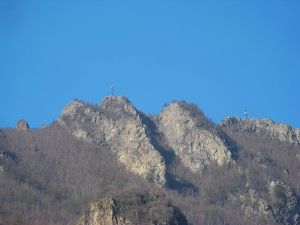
16, 119, 29, 131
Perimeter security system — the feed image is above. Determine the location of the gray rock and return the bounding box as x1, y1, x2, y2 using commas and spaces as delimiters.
59, 96, 166, 185
220, 116, 241, 126
16, 119, 29, 131
0, 166, 4, 174
221, 117, 300, 144
240, 181, 300, 225
77, 193, 189, 225
159, 102, 232, 172
268, 181, 299, 225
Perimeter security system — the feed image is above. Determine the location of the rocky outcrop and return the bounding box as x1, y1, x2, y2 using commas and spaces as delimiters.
221, 117, 300, 144
158, 102, 232, 172
268, 181, 299, 225
77, 193, 189, 225
16, 119, 29, 131
0, 148, 16, 175
0, 149, 9, 159
59, 96, 166, 185
240, 181, 300, 225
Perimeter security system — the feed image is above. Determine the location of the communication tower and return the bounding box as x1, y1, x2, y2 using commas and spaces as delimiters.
110, 86, 115, 96
244, 108, 249, 119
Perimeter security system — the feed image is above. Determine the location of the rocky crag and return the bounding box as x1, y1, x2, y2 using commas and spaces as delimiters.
221, 116, 300, 144
77, 193, 188, 225
16, 119, 29, 131
59, 96, 235, 185
59, 96, 166, 185
158, 102, 233, 172
1, 95, 299, 225
240, 181, 299, 225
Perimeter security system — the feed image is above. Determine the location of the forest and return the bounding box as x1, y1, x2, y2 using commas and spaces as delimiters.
0, 97, 299, 225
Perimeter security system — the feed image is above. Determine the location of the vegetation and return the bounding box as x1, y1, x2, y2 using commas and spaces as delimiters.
0, 101, 299, 225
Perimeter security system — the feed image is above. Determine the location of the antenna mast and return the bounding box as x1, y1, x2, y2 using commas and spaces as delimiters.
110, 85, 115, 96
244, 108, 249, 119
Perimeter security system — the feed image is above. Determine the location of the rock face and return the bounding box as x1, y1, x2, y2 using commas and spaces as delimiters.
158, 102, 232, 172
268, 181, 299, 225
240, 181, 300, 225
16, 119, 29, 131
59, 96, 166, 185
221, 117, 300, 144
77, 193, 189, 225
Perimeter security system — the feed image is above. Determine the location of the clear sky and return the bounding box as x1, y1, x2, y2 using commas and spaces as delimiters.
0, 0, 299, 128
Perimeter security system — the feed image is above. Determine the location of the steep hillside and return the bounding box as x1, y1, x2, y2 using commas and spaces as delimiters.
77, 192, 188, 225
59, 96, 166, 185
0, 96, 299, 225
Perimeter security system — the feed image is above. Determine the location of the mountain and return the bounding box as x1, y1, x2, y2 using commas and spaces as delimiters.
0, 96, 299, 225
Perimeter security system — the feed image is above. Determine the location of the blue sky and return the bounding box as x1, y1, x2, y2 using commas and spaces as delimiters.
0, 0, 299, 128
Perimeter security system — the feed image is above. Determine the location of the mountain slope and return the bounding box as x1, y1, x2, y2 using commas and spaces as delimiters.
0, 96, 299, 225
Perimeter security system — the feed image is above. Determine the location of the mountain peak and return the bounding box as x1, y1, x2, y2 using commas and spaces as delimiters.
60, 99, 87, 116
101, 95, 131, 106
1, 96, 300, 225
159, 100, 233, 172
59, 96, 166, 186
16, 119, 30, 131
100, 96, 139, 118
221, 116, 300, 144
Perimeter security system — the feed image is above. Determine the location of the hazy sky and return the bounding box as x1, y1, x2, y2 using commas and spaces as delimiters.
1, 0, 299, 128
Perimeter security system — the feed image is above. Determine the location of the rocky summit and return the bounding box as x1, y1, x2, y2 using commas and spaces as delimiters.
59, 96, 166, 185
16, 119, 29, 131
159, 102, 233, 172
0, 96, 299, 225
221, 116, 300, 144
59, 97, 236, 185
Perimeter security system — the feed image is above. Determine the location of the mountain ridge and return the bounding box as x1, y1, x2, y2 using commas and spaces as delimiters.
0, 95, 299, 225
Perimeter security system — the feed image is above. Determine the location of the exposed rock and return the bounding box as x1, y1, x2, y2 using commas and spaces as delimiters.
220, 116, 241, 126
0, 149, 8, 159
16, 119, 29, 131
0, 149, 16, 161
268, 181, 299, 225
77, 193, 189, 225
240, 181, 300, 225
296, 129, 300, 143
72, 128, 93, 142
158, 102, 232, 172
240, 188, 272, 218
0, 149, 16, 176
221, 116, 300, 144
0, 166, 4, 174
59, 97, 166, 185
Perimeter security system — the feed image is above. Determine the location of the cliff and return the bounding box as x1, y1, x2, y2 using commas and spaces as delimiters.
1, 96, 299, 225
59, 96, 166, 185
158, 102, 233, 172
